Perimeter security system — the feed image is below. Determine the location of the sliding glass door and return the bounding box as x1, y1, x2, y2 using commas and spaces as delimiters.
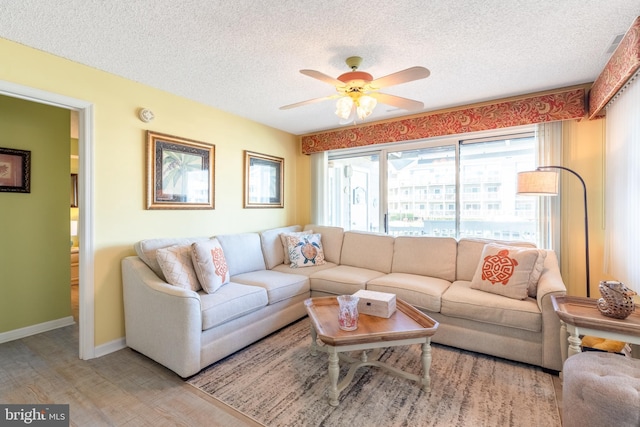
386, 146, 456, 236
326, 127, 541, 246
327, 154, 380, 232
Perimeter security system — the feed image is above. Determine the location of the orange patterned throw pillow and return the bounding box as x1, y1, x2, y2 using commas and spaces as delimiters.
191, 238, 230, 293
470, 243, 546, 300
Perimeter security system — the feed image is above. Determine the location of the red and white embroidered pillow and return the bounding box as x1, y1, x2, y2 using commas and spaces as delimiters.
470, 243, 546, 300
156, 245, 202, 292
191, 238, 230, 293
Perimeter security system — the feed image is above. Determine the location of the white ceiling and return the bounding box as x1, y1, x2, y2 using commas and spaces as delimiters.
1, 1, 638, 135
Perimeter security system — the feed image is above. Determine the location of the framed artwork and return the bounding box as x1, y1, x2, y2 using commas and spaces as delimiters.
244, 151, 284, 208
0, 147, 31, 193
70, 174, 78, 207
146, 131, 215, 209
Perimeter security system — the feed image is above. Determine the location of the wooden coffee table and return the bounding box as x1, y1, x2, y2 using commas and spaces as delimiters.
304, 296, 439, 406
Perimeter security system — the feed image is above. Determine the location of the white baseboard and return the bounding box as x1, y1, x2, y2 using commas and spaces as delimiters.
0, 316, 75, 344
95, 337, 126, 358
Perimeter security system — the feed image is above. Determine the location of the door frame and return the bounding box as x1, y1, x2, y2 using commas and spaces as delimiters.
0, 80, 95, 359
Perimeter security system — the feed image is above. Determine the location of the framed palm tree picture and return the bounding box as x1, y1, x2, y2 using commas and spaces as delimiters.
146, 131, 215, 209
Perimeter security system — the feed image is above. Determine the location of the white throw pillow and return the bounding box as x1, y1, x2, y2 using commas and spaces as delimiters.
280, 230, 312, 265
286, 233, 326, 268
470, 243, 546, 300
190, 238, 231, 293
156, 245, 201, 292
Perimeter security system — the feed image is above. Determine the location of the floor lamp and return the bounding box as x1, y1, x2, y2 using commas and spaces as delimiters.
516, 166, 591, 298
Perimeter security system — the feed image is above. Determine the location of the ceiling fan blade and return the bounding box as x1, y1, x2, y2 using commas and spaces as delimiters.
300, 69, 345, 86
370, 66, 430, 89
371, 93, 424, 111
279, 94, 338, 110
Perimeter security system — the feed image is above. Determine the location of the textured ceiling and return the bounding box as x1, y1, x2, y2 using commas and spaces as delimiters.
1, 1, 639, 135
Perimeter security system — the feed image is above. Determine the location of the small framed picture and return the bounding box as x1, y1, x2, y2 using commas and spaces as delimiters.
0, 147, 31, 193
70, 174, 78, 207
244, 151, 284, 208
146, 131, 215, 209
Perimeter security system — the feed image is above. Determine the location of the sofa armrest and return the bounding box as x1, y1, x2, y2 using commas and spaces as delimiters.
122, 256, 203, 377
535, 252, 567, 372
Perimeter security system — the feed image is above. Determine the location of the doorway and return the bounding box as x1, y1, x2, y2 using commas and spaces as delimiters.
0, 80, 95, 360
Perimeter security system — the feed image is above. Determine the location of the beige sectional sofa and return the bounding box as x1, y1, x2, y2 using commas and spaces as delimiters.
122, 224, 566, 378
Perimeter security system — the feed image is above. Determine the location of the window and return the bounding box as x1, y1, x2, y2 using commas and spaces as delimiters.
325, 126, 540, 245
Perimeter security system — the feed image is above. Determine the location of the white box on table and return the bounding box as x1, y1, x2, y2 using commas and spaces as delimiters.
353, 290, 397, 318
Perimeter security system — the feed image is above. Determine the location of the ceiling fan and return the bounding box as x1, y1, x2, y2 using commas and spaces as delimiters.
280, 56, 430, 124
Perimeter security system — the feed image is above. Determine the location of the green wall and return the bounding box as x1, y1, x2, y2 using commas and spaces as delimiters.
0, 95, 71, 332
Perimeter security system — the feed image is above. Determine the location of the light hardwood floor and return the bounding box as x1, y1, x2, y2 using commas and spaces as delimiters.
1, 285, 563, 426
0, 285, 261, 427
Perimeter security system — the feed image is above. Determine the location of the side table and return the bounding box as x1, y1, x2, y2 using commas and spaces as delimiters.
551, 295, 640, 363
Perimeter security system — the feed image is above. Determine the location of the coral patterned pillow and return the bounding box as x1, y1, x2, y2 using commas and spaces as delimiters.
286, 233, 326, 268
190, 238, 230, 293
156, 245, 201, 292
470, 243, 546, 300
280, 230, 313, 265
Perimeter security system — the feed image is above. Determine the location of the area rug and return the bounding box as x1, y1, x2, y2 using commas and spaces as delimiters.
187, 319, 561, 427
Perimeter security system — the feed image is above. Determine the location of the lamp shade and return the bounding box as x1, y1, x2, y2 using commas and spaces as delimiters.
517, 170, 559, 195
70, 220, 78, 237
335, 96, 354, 120
356, 95, 377, 120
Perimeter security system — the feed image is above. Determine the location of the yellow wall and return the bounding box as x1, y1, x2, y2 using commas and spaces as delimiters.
0, 38, 310, 346
561, 118, 607, 297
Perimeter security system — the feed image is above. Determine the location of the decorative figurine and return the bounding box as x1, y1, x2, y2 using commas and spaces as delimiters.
597, 281, 637, 319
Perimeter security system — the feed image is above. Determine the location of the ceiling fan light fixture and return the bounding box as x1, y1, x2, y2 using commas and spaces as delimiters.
356, 95, 377, 120
335, 96, 354, 120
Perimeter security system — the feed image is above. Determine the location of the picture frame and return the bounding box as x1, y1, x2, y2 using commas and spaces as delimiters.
146, 131, 215, 210
70, 173, 78, 207
0, 147, 31, 193
244, 151, 284, 208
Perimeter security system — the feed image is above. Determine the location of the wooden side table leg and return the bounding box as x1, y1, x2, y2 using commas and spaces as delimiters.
327, 347, 340, 406
567, 326, 582, 358
421, 339, 432, 392
310, 324, 318, 357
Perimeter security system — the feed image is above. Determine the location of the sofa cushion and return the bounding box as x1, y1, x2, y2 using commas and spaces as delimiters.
310, 265, 385, 295
441, 281, 542, 332
259, 225, 302, 269
304, 225, 344, 264
367, 273, 452, 312
200, 282, 268, 330
215, 232, 266, 276
339, 231, 395, 273
271, 261, 337, 276
392, 236, 457, 282
134, 236, 209, 280
190, 238, 230, 293
156, 244, 202, 292
231, 270, 310, 304
470, 243, 546, 300
456, 238, 536, 281
286, 233, 326, 268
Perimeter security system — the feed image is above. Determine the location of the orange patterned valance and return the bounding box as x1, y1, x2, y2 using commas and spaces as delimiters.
588, 16, 640, 119
301, 87, 586, 154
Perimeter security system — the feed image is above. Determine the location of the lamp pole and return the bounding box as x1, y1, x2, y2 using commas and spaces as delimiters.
536, 166, 590, 298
